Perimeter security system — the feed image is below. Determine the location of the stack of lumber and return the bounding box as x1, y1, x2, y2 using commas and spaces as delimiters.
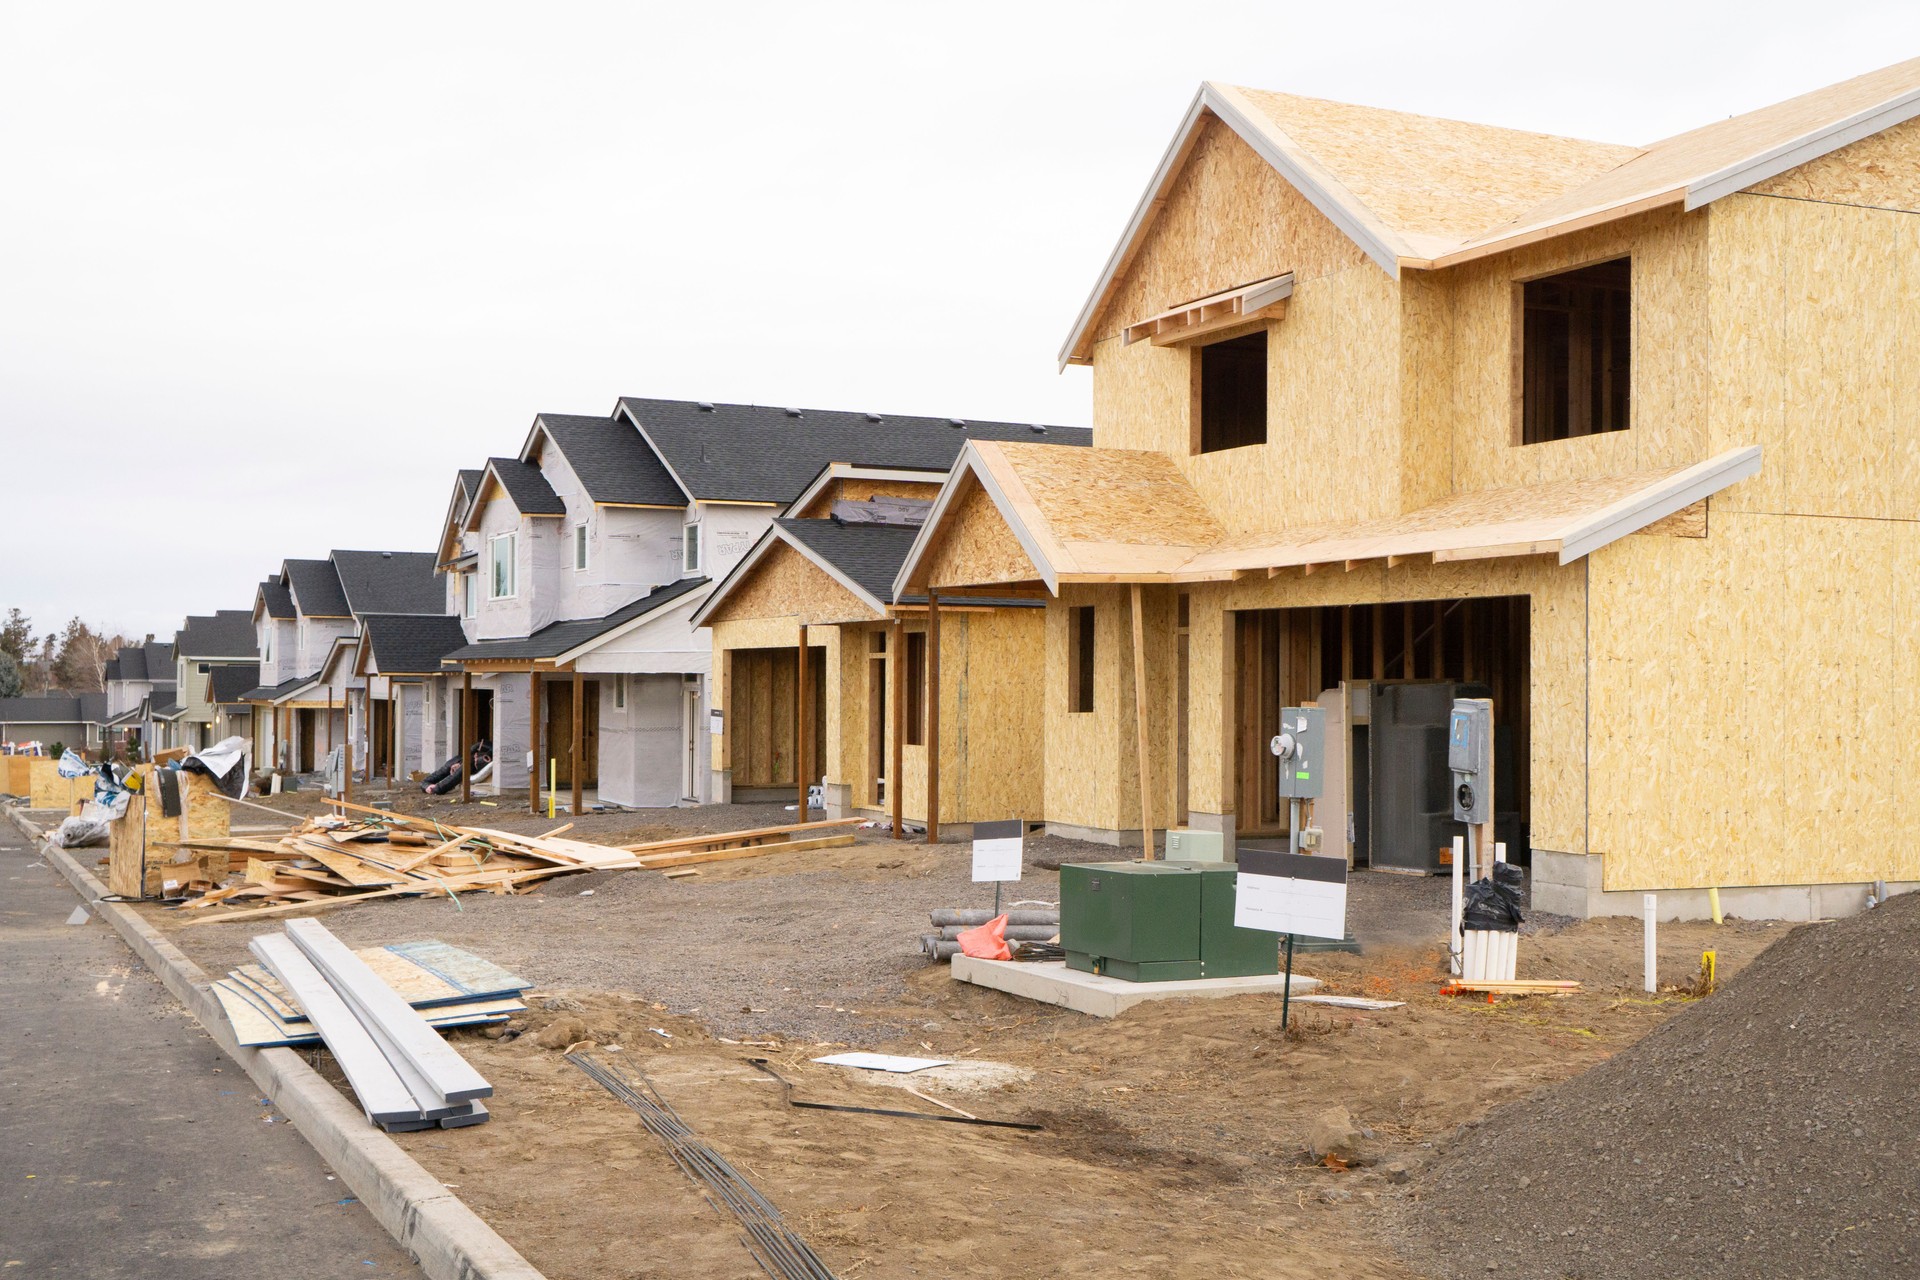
173, 805, 866, 925
248, 919, 494, 1132
212, 938, 530, 1048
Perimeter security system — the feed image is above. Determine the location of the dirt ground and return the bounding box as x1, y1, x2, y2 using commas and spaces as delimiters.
128, 794, 1792, 1279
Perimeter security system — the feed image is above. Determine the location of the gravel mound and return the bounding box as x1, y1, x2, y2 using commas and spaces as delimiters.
1398, 892, 1920, 1279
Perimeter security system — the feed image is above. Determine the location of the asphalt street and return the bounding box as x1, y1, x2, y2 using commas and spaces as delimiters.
0, 815, 419, 1277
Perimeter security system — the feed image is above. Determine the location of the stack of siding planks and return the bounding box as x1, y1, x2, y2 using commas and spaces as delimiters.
249, 920, 495, 1132
169, 805, 865, 925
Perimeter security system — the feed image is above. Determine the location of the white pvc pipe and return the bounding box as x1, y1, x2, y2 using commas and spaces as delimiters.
1450, 835, 1465, 976
1643, 893, 1659, 993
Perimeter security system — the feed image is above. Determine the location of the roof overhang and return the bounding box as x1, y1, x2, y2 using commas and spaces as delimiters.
1122, 273, 1293, 348
552, 584, 711, 665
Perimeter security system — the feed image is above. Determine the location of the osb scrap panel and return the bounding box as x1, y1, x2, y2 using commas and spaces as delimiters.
1445, 205, 1710, 495
4, 755, 31, 795
1092, 114, 1370, 348
1743, 116, 1920, 211
1708, 195, 1920, 522
29, 757, 93, 809
1589, 510, 1919, 892
704, 541, 880, 627
923, 480, 1042, 590
1196, 554, 1589, 856
178, 769, 230, 844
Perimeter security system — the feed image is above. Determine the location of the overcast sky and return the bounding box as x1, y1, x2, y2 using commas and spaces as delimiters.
3, 1, 1916, 642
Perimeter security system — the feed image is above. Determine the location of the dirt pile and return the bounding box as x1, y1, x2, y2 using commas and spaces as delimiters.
1397, 893, 1920, 1279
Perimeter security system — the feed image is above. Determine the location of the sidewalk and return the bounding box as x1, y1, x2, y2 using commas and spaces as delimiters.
0, 819, 419, 1277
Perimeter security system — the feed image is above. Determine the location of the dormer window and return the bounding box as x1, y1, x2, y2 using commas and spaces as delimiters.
1521, 258, 1630, 444
1193, 329, 1268, 454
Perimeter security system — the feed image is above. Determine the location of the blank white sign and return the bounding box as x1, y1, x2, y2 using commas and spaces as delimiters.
1234, 848, 1348, 940
972, 819, 1023, 882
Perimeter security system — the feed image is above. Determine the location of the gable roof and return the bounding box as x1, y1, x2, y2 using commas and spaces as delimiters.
357, 614, 470, 676
0, 694, 107, 726
775, 519, 919, 608
1063, 58, 1920, 363
283, 558, 351, 618
258, 576, 296, 620
207, 663, 262, 704
176, 610, 257, 659
468, 457, 566, 529
457, 468, 486, 501
529, 413, 687, 507
443, 576, 708, 665
616, 398, 1091, 505
107, 640, 174, 684
331, 550, 443, 616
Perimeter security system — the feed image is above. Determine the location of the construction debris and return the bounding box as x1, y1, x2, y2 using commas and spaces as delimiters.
244, 919, 494, 1131
172, 805, 864, 925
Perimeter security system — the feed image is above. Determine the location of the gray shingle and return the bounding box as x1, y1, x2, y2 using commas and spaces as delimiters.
331, 550, 443, 616
177, 610, 257, 659
775, 519, 919, 605
444, 578, 707, 663
359, 615, 469, 675
284, 558, 350, 617
207, 664, 260, 704
535, 414, 686, 507
616, 398, 1092, 504
259, 577, 296, 619
485, 458, 565, 516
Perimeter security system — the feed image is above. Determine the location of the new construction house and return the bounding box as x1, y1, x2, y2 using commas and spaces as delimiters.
896, 59, 1920, 920
440, 401, 1085, 816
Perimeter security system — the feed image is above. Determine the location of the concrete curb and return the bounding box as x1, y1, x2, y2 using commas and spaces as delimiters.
5, 806, 545, 1280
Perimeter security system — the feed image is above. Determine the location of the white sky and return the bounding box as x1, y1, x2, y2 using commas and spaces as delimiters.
3, 0, 1916, 641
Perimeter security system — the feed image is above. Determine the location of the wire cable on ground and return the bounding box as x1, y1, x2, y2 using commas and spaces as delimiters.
567, 1050, 838, 1280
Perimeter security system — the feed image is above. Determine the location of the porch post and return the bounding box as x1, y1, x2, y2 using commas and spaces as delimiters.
796, 624, 810, 818
1131, 584, 1154, 858
926, 592, 940, 845
571, 667, 583, 818
889, 617, 904, 840
529, 668, 542, 815
460, 669, 473, 804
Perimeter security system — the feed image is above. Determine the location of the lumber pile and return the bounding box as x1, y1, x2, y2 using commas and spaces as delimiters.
211, 938, 530, 1048
172, 805, 865, 925
249, 920, 493, 1131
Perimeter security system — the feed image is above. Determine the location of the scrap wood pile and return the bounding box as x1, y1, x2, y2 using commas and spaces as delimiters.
170, 803, 866, 925
246, 919, 495, 1132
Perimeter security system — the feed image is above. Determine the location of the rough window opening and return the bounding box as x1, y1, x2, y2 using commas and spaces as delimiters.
905, 631, 927, 745
1194, 329, 1268, 454
1521, 257, 1630, 444
1067, 605, 1095, 713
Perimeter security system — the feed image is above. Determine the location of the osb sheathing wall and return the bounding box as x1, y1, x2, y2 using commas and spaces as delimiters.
897, 609, 1046, 826
708, 616, 799, 775
922, 480, 1042, 589
1179, 554, 1589, 857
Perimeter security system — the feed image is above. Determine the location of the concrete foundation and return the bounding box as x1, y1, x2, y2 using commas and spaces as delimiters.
951, 956, 1319, 1018
1531, 849, 1919, 921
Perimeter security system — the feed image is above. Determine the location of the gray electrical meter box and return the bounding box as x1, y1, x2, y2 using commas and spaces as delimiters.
1271, 705, 1325, 800
1448, 698, 1493, 823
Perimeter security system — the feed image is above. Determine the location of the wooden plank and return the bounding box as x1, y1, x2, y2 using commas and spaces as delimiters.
285, 919, 492, 1103
303, 846, 409, 887
614, 816, 864, 853
248, 934, 420, 1124
1130, 583, 1154, 857
629, 833, 857, 870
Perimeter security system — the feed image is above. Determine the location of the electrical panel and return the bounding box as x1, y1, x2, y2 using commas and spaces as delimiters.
1271, 705, 1325, 800
1448, 698, 1493, 824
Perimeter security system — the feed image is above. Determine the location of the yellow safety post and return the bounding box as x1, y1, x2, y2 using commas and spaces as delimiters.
548, 758, 557, 820
1702, 950, 1717, 993
1708, 886, 1723, 925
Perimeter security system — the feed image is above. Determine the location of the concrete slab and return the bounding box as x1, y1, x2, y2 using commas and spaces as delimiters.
951, 956, 1320, 1018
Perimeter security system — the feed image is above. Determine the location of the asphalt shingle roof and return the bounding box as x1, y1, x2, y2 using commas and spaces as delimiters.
485, 458, 565, 517
259, 577, 296, 619
444, 577, 707, 663
207, 663, 261, 704
0, 694, 105, 725
536, 414, 686, 507
457, 468, 486, 501
284, 558, 350, 617
775, 519, 919, 605
359, 615, 470, 675
108, 641, 175, 683
176, 610, 257, 659
616, 398, 1092, 505
332, 550, 443, 616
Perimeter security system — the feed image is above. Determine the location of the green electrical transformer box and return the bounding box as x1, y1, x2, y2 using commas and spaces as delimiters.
1060, 860, 1281, 982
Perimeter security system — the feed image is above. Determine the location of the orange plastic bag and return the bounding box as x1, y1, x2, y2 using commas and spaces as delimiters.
956, 913, 1012, 960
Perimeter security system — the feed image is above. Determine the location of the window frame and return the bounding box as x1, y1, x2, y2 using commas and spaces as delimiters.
461, 569, 477, 618
682, 522, 702, 575
489, 532, 517, 600
572, 522, 589, 571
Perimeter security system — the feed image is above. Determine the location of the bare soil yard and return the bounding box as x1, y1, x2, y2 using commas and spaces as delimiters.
129, 794, 1788, 1279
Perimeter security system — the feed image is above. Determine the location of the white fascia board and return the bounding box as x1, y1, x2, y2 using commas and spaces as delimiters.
1685, 88, 1920, 210
1557, 446, 1762, 564
1056, 83, 1406, 371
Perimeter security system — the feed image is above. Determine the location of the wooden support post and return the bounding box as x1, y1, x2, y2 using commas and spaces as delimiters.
926, 592, 940, 845
1340, 605, 1353, 683
1432, 601, 1445, 677
529, 669, 541, 816
388, 684, 399, 790
571, 668, 583, 819
459, 669, 473, 804
1130, 584, 1154, 858
1371, 603, 1384, 680
1403, 602, 1416, 680
796, 625, 810, 818
326, 691, 333, 752
889, 617, 904, 840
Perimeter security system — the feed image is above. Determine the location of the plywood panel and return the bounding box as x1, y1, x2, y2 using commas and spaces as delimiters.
958, 609, 1046, 824
29, 757, 93, 809
923, 480, 1043, 589
1742, 116, 1920, 211
705, 540, 880, 627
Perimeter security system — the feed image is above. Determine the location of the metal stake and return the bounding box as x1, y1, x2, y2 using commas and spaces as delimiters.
1280, 933, 1296, 1031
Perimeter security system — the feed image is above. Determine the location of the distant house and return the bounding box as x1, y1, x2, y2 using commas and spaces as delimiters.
102, 638, 174, 754
0, 693, 108, 755
153, 610, 258, 752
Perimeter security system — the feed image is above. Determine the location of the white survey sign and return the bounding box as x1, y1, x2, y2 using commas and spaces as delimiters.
971, 819, 1024, 882
1234, 847, 1348, 940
